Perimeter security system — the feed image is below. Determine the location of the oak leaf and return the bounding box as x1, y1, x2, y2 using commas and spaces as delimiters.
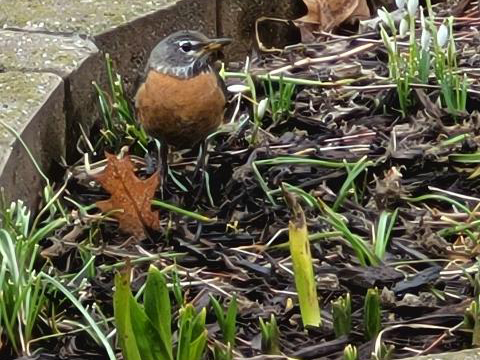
298, 0, 371, 31
94, 152, 160, 239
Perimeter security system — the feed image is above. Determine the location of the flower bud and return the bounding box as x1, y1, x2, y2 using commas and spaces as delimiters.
407, 0, 419, 16
437, 24, 449, 48
421, 29, 431, 50
257, 98, 269, 121
395, 0, 406, 9
227, 84, 249, 93
377, 9, 390, 26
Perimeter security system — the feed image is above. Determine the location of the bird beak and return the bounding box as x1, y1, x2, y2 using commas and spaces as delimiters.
202, 37, 232, 52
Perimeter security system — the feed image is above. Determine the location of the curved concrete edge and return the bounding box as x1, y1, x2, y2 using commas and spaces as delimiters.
0, 72, 65, 209
0, 31, 102, 208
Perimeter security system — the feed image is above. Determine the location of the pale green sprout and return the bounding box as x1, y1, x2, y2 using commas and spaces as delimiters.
344, 344, 358, 360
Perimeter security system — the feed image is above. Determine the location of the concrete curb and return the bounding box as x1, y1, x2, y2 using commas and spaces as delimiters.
0, 72, 65, 208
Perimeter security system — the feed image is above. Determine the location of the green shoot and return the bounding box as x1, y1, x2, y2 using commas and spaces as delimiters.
373, 209, 398, 259
332, 293, 352, 337
364, 288, 381, 340
93, 54, 148, 152
263, 74, 296, 124
343, 344, 358, 360
317, 199, 380, 266
210, 295, 237, 347
371, 342, 395, 360
464, 296, 480, 346
284, 186, 321, 327
259, 314, 281, 355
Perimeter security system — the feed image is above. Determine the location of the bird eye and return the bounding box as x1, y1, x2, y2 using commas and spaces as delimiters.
180, 42, 192, 52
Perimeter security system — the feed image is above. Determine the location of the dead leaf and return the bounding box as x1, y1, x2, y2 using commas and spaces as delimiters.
298, 0, 371, 32
94, 152, 160, 239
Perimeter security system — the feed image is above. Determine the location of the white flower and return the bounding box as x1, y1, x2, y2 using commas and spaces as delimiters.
227, 84, 249, 93
257, 98, 269, 121
380, 25, 395, 54
421, 29, 431, 50
399, 18, 409, 37
377, 9, 391, 26
407, 0, 419, 16
437, 24, 449, 48
395, 0, 406, 9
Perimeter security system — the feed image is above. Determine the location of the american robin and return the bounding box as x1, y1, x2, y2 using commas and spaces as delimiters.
135, 30, 232, 179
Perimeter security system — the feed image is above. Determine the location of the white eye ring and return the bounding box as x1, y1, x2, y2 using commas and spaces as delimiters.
179, 41, 192, 52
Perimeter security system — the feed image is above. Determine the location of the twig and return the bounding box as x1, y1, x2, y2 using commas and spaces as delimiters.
269, 43, 377, 75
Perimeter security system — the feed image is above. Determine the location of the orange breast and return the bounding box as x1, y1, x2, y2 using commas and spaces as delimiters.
135, 70, 226, 149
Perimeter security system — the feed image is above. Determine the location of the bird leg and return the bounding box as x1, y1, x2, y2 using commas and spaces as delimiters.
158, 140, 169, 188
192, 139, 209, 200
145, 139, 169, 196
192, 139, 208, 180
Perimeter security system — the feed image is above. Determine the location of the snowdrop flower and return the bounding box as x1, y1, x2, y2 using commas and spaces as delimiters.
380, 25, 395, 53
227, 84, 249, 93
377, 9, 391, 26
395, 0, 406, 9
257, 98, 269, 121
421, 29, 431, 50
437, 24, 449, 48
407, 0, 419, 16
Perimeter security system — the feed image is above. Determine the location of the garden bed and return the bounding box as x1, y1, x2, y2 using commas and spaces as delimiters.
2, 0, 480, 359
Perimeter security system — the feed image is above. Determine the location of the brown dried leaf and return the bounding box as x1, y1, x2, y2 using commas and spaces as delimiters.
299, 0, 370, 31
94, 152, 160, 239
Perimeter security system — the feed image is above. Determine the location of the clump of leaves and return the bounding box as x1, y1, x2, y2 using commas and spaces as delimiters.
93, 54, 148, 152
210, 295, 237, 360
378, 0, 468, 116
263, 74, 296, 124
0, 193, 67, 355
114, 264, 208, 360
